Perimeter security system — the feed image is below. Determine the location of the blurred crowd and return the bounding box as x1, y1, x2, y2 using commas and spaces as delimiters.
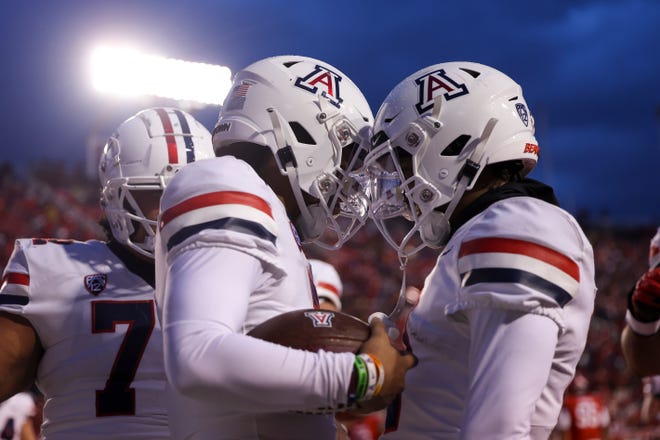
0, 162, 103, 264
0, 160, 657, 438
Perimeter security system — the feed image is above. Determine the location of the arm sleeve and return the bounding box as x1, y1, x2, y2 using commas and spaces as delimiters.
460, 306, 559, 438
556, 407, 571, 430
162, 245, 355, 413
0, 240, 30, 313
448, 198, 594, 332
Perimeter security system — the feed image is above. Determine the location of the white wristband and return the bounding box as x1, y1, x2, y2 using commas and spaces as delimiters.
359, 353, 379, 401
626, 310, 660, 336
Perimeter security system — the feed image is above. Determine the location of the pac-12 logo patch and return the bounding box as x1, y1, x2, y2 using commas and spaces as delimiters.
84, 274, 107, 295
516, 103, 529, 127
295, 64, 343, 108
415, 69, 469, 114
304, 310, 335, 328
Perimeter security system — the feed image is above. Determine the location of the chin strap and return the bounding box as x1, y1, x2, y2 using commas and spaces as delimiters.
368, 256, 420, 352
414, 117, 497, 249
424, 117, 498, 247
267, 107, 326, 242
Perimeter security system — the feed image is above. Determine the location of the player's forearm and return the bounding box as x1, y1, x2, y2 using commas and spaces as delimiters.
164, 320, 354, 412
0, 376, 28, 402
462, 308, 558, 437
621, 325, 660, 376
0, 313, 41, 401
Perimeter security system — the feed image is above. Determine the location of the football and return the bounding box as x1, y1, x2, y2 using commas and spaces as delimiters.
248, 308, 370, 353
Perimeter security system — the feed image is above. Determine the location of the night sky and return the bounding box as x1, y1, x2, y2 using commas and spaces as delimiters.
0, 0, 658, 224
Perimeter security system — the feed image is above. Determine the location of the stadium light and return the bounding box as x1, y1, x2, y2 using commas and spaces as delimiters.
90, 45, 232, 105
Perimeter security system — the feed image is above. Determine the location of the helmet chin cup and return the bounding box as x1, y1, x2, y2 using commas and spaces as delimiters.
294, 204, 327, 243
420, 211, 450, 249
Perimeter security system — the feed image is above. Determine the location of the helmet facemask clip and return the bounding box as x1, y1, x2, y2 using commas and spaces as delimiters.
267, 107, 328, 243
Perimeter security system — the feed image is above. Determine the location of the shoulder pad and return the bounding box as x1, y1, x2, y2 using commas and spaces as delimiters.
159, 157, 278, 252
456, 198, 588, 307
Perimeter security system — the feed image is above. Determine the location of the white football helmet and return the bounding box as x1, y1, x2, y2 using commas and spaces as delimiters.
213, 55, 374, 249
309, 259, 343, 311
365, 62, 539, 256
99, 107, 214, 258
649, 226, 660, 269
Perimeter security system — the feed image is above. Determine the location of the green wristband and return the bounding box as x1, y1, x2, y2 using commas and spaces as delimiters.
353, 355, 368, 401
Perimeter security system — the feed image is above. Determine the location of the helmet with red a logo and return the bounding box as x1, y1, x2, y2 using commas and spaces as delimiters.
212, 55, 374, 248
365, 61, 539, 256
309, 259, 343, 311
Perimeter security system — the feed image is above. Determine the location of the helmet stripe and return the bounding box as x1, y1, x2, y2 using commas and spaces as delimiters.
316, 281, 340, 297
155, 108, 179, 163
173, 109, 196, 163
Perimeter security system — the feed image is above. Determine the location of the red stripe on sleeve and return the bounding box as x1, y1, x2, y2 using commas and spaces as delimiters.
2, 272, 30, 286
459, 237, 579, 281
155, 108, 178, 163
160, 191, 273, 228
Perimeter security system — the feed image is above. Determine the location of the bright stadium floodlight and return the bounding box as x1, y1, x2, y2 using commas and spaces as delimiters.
90, 45, 232, 105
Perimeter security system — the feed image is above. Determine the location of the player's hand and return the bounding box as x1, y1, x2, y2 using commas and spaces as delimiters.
630, 267, 660, 322
353, 317, 417, 413
369, 286, 420, 352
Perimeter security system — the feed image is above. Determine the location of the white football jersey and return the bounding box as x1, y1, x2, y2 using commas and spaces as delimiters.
0, 392, 36, 440
0, 239, 168, 439
384, 197, 596, 440
155, 156, 355, 440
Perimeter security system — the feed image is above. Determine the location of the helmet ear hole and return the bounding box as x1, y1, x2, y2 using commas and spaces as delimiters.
288, 122, 316, 145
441, 135, 471, 156
459, 67, 481, 78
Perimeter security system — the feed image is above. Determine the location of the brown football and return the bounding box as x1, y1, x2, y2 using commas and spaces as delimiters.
248, 308, 370, 353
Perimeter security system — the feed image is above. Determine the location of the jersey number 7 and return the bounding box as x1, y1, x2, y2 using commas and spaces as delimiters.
91, 300, 155, 417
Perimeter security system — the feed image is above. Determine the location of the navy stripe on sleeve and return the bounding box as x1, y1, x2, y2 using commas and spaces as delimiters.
462, 267, 573, 307
167, 217, 277, 251
0, 294, 29, 306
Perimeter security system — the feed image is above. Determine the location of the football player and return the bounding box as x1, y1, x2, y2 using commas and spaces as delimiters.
363, 62, 597, 438
0, 107, 214, 439
640, 375, 660, 426
155, 55, 416, 440
0, 392, 38, 440
555, 372, 610, 439
622, 226, 660, 376
310, 259, 343, 312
